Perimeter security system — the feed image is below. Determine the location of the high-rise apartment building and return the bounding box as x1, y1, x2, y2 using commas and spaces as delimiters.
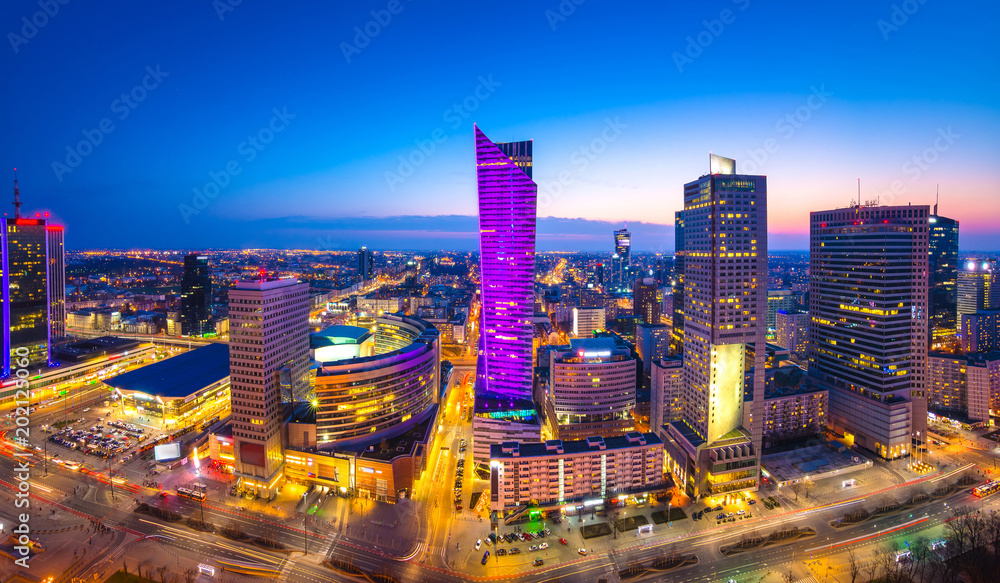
636, 322, 670, 376
358, 247, 374, 281
928, 206, 959, 345
765, 290, 794, 331
671, 211, 685, 355
808, 204, 929, 460
651, 356, 683, 431
961, 309, 1000, 353
611, 227, 632, 292
661, 155, 767, 499
229, 276, 310, 497
180, 254, 213, 336
775, 310, 809, 357
633, 277, 660, 325
958, 260, 998, 318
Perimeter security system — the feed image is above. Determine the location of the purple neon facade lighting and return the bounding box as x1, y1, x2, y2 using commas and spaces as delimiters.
475, 125, 536, 398
2, 225, 8, 377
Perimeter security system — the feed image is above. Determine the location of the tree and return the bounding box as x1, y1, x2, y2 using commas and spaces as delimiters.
847, 549, 861, 583
782, 568, 796, 583
157, 566, 168, 583
790, 482, 801, 501
865, 547, 884, 583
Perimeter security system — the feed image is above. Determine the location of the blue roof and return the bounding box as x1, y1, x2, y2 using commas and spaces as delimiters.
310, 325, 371, 348
104, 343, 230, 398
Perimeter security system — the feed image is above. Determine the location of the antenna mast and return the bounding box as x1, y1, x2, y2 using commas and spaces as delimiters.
12, 168, 21, 219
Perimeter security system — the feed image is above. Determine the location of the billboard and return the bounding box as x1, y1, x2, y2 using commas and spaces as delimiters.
154, 442, 182, 461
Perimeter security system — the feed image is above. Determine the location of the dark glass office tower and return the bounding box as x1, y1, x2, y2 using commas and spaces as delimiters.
670, 210, 685, 355
3, 218, 51, 372
180, 254, 212, 336
47, 225, 65, 339
612, 227, 632, 292
927, 210, 958, 347
358, 247, 374, 281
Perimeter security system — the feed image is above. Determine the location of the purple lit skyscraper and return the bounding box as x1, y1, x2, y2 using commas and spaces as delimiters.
475, 125, 536, 399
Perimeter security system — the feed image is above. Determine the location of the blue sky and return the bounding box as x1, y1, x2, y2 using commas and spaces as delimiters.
3, 0, 998, 250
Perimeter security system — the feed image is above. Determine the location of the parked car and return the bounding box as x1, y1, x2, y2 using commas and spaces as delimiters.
481, 551, 490, 565
578, 548, 588, 556
497, 548, 506, 556
475, 539, 482, 551
529, 545, 538, 552
559, 538, 568, 545
509, 548, 520, 555
533, 559, 544, 567
538, 542, 548, 550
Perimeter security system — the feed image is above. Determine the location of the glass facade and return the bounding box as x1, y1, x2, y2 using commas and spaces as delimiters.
4, 218, 51, 372
928, 214, 959, 344
475, 126, 536, 399
180, 254, 212, 336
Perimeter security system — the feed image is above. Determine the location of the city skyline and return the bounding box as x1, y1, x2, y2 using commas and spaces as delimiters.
3, 1, 998, 251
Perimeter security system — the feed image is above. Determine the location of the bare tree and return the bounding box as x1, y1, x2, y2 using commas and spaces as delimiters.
804, 480, 815, 500
865, 547, 884, 583
790, 481, 801, 501
847, 549, 861, 583
157, 565, 168, 583
782, 568, 795, 583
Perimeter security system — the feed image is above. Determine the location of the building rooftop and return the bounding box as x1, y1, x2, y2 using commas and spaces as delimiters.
310, 325, 372, 348
491, 431, 662, 459
52, 336, 143, 364
104, 343, 230, 399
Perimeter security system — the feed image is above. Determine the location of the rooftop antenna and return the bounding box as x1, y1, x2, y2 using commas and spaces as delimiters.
934, 184, 939, 215
12, 168, 21, 219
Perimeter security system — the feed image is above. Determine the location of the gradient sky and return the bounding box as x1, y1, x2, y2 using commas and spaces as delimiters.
3, 0, 998, 251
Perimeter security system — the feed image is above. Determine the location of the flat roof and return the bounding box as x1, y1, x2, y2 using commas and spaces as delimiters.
491, 432, 662, 459
104, 343, 229, 399
311, 325, 372, 347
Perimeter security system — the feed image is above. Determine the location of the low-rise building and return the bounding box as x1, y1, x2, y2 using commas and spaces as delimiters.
489, 432, 664, 513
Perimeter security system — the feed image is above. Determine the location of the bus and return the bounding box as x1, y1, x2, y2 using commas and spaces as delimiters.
177, 487, 206, 501
972, 479, 1000, 498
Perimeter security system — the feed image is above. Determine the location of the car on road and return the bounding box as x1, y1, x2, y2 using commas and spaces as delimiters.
509, 547, 520, 555
475, 539, 482, 551
748, 499, 756, 505
481, 551, 490, 565
533, 559, 544, 567
578, 548, 587, 556
538, 542, 548, 550
559, 538, 567, 545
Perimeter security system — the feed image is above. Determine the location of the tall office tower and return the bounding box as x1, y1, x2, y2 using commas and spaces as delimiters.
46, 224, 65, 339
358, 247, 374, 281
958, 260, 998, 318
662, 155, 767, 499
809, 203, 929, 460
180, 254, 213, 336
229, 276, 310, 497
636, 322, 670, 376
633, 277, 661, 325
928, 203, 959, 346
472, 126, 540, 461
2, 178, 63, 373
612, 227, 632, 292
475, 125, 536, 399
671, 211, 685, 355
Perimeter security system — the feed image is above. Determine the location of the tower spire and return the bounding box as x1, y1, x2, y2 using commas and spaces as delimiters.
934, 184, 939, 215
13, 168, 21, 219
